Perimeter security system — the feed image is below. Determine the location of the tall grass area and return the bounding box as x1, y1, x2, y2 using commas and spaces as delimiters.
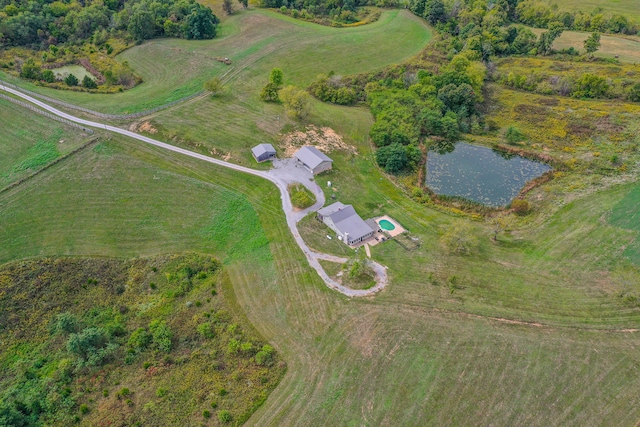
0, 98, 91, 188
0, 10, 431, 114
534, 0, 640, 22
0, 255, 285, 426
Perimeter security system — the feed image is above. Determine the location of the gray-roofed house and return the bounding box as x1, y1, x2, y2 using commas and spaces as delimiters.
293, 146, 333, 175
252, 143, 277, 163
317, 201, 375, 245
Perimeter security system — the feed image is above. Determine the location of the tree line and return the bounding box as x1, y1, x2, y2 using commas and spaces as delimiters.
0, 0, 219, 49
260, 0, 397, 25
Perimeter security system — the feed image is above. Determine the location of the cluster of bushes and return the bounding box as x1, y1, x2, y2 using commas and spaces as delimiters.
515, 0, 639, 35
497, 69, 640, 101
308, 73, 358, 105
288, 183, 316, 209
0, 255, 284, 426
0, 0, 219, 50
261, 0, 395, 25
368, 53, 486, 174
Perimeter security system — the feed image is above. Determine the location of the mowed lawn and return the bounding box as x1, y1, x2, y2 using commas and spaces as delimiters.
0, 98, 92, 188
0, 9, 431, 114
610, 183, 640, 264
2, 112, 640, 425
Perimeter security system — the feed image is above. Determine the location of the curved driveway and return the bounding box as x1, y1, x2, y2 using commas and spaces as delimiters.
1, 85, 388, 297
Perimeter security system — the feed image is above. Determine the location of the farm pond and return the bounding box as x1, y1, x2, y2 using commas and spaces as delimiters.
426, 142, 551, 207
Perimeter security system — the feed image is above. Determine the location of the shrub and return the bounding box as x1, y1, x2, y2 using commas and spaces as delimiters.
149, 320, 172, 353
128, 328, 152, 352
203, 410, 211, 418
255, 344, 274, 366
53, 312, 79, 334
260, 82, 280, 102
628, 83, 640, 102
505, 126, 526, 144
64, 74, 79, 86
280, 85, 312, 120
289, 184, 316, 209
218, 410, 232, 423
571, 73, 609, 99
41, 69, 55, 83
79, 404, 89, 415
82, 75, 97, 89
204, 77, 223, 96
197, 322, 215, 339
511, 199, 531, 215
67, 327, 115, 366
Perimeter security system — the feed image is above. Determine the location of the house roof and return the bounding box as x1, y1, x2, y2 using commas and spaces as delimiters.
294, 146, 332, 169
252, 143, 276, 157
328, 205, 374, 242
317, 201, 345, 217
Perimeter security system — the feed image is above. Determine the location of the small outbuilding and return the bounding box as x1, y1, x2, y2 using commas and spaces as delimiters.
252, 143, 277, 163
294, 146, 333, 175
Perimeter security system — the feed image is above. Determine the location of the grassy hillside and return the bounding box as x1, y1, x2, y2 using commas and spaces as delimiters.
0, 98, 92, 189
0, 9, 431, 114
3, 7, 640, 426
0, 255, 285, 426
610, 183, 640, 264
1, 114, 640, 425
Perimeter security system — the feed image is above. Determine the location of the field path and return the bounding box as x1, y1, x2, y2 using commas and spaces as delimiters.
1, 84, 387, 297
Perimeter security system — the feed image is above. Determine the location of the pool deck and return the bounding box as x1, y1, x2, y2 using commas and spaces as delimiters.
375, 215, 406, 238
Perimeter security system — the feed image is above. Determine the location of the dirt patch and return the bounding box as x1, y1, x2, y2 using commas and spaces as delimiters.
129, 121, 158, 134
280, 125, 356, 157
538, 97, 559, 106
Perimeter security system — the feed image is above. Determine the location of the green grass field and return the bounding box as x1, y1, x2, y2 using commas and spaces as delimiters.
3, 8, 640, 425
0, 9, 431, 115
2, 107, 640, 424
0, 98, 92, 189
610, 183, 640, 264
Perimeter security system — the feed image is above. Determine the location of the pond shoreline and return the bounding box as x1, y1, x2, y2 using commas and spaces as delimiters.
422, 141, 555, 214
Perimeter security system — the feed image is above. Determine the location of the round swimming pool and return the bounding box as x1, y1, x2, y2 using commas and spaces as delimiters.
379, 219, 396, 231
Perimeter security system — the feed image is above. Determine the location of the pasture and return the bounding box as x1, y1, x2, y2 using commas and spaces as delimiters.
0, 98, 91, 189
2, 7, 640, 426
0, 9, 431, 114
1, 90, 640, 424
610, 183, 640, 264
1, 122, 640, 425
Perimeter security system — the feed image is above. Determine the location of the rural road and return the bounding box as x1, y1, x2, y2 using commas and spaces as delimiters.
1, 84, 388, 297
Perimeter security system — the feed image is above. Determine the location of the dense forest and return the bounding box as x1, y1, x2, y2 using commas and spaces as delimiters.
0, 0, 219, 49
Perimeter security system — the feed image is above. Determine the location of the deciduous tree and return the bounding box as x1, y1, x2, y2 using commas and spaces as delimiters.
583, 32, 601, 57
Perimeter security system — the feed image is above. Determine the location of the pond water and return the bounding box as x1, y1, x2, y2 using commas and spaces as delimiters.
425, 142, 551, 207
50, 65, 92, 80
